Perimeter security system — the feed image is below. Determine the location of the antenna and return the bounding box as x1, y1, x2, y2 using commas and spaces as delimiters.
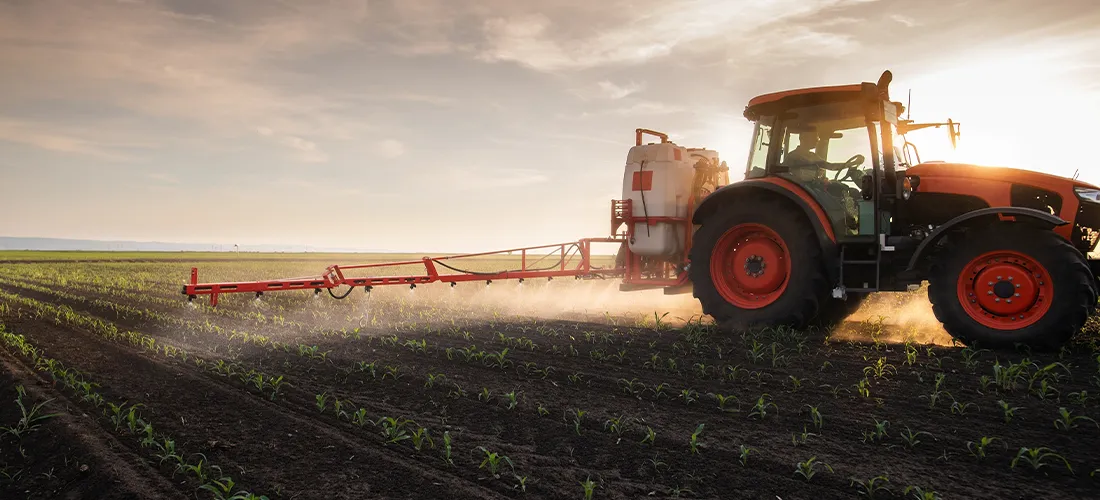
906, 89, 912, 121
1074, 169, 1080, 180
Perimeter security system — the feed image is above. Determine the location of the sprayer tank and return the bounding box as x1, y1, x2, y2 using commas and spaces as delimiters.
621, 142, 694, 256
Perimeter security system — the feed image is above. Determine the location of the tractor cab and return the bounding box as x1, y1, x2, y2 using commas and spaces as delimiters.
742, 77, 905, 239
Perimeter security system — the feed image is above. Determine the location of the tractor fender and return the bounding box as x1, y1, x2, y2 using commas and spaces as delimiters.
905, 207, 1068, 272
693, 178, 839, 281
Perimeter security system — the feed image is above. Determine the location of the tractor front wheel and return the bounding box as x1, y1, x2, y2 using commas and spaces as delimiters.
928, 225, 1097, 350
690, 197, 829, 329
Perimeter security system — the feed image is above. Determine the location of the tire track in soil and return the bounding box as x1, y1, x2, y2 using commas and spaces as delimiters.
0, 316, 506, 500
0, 352, 189, 500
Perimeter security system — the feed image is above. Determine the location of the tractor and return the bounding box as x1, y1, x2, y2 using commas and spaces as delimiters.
182, 70, 1100, 350
686, 70, 1100, 349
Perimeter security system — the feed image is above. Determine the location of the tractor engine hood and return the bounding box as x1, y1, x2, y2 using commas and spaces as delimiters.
906, 162, 1100, 193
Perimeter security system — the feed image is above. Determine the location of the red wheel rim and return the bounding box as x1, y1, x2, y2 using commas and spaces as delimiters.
956, 251, 1053, 330
709, 224, 791, 309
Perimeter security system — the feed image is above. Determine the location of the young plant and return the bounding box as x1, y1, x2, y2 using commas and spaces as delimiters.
1054, 407, 1098, 430
580, 476, 598, 500
501, 390, 519, 410
791, 425, 818, 447
477, 446, 514, 479
899, 427, 932, 450
1011, 447, 1073, 474
903, 486, 942, 500
1, 387, 59, 439
688, 424, 705, 454
748, 394, 778, 420
794, 456, 833, 482
315, 393, 329, 413
410, 427, 434, 451
377, 416, 411, 444
802, 404, 823, 430
640, 426, 657, 445
570, 409, 587, 435
738, 445, 753, 467
678, 388, 699, 406
604, 416, 628, 444
966, 436, 1005, 461
850, 475, 891, 498
997, 400, 1021, 423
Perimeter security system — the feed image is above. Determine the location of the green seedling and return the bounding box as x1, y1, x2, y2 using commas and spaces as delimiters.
1, 387, 59, 439
791, 425, 817, 447
997, 400, 1021, 423
679, 388, 699, 406
1011, 447, 1073, 474
738, 445, 753, 467
377, 416, 411, 444
1054, 407, 1098, 430
604, 416, 627, 444
580, 476, 598, 500
794, 456, 832, 482
501, 390, 519, 410
425, 373, 446, 388
850, 475, 890, 498
966, 436, 1005, 461
441, 431, 454, 465
749, 394, 777, 420
688, 424, 705, 454
899, 427, 931, 450
640, 426, 656, 445
569, 409, 587, 435
903, 486, 942, 500
477, 446, 514, 479
351, 408, 369, 427
802, 404, 823, 429
711, 393, 739, 413
410, 427, 433, 451
315, 393, 329, 413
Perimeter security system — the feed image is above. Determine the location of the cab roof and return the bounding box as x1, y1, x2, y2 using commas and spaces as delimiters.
743, 82, 877, 120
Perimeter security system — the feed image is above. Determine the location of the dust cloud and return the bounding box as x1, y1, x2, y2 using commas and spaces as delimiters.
839, 287, 954, 346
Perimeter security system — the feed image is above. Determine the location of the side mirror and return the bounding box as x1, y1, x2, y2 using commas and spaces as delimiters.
860, 174, 874, 201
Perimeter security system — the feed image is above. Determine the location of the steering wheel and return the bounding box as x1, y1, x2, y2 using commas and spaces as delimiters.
831, 154, 866, 181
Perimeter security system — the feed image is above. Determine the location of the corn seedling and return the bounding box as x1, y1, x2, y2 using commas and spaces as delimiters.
501, 390, 519, 410
1053, 407, 1098, 430
738, 445, 753, 467
382, 365, 403, 380
1067, 390, 1090, 405
966, 436, 1005, 460
899, 427, 931, 450
710, 393, 739, 413
921, 390, 949, 410
903, 486, 942, 500
377, 416, 411, 444
477, 446, 514, 479
604, 416, 627, 444
1011, 447, 1073, 474
425, 373, 446, 388
441, 431, 454, 465
618, 378, 645, 398
351, 408, 369, 427
749, 394, 777, 420
640, 426, 656, 445
864, 358, 897, 380
794, 456, 832, 482
850, 475, 890, 498
648, 383, 669, 400
863, 418, 889, 443
567, 373, 584, 385
1, 387, 59, 439
537, 405, 549, 417
688, 424, 705, 454
854, 378, 872, 399
570, 409, 587, 435
678, 388, 699, 406
949, 397, 976, 416
315, 393, 329, 413
802, 404, 823, 429
1030, 379, 1059, 401
791, 425, 817, 447
580, 476, 597, 500
411, 427, 434, 451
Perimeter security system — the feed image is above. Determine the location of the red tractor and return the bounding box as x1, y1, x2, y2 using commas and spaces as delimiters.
183, 70, 1100, 350
685, 70, 1100, 349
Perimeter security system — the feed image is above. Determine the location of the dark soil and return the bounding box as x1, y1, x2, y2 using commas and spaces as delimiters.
1, 273, 1100, 500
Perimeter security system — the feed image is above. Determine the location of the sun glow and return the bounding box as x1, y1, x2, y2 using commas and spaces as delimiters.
894, 43, 1098, 183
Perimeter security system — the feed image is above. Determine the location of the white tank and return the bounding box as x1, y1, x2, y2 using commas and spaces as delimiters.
622, 142, 694, 256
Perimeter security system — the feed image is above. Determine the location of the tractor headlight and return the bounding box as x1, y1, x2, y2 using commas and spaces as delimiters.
1075, 187, 1100, 204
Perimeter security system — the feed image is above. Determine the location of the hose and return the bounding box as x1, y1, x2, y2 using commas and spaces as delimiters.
638, 160, 651, 237
328, 285, 356, 299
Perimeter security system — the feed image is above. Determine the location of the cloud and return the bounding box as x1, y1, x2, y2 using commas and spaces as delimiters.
377, 139, 406, 159
891, 14, 919, 27
444, 167, 549, 191
597, 80, 643, 100
0, 119, 137, 161
283, 136, 328, 163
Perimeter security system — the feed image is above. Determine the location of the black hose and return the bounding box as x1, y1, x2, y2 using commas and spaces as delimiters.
638, 160, 651, 237
328, 285, 355, 299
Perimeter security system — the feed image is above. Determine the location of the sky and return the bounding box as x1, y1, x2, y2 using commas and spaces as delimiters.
1, 0, 1098, 252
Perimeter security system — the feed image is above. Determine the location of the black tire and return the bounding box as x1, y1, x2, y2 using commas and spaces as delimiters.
814, 293, 868, 327
928, 225, 1098, 350
689, 196, 830, 329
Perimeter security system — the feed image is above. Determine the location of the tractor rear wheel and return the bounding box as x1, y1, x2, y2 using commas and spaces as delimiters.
690, 197, 829, 329
928, 225, 1097, 350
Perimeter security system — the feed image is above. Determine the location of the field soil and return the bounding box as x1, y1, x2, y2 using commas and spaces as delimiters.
1, 256, 1099, 499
